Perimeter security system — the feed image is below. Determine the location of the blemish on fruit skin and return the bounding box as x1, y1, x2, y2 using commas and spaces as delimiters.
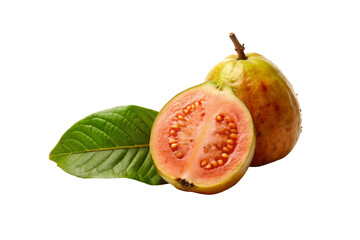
274, 104, 280, 112
176, 178, 194, 188
260, 82, 267, 92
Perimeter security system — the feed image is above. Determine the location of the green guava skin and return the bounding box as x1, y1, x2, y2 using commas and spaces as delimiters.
205, 53, 301, 166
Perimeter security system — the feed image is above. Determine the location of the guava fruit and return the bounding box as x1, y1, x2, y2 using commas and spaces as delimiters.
205, 33, 301, 166
150, 81, 255, 194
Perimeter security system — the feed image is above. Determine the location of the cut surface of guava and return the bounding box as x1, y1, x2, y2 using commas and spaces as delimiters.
150, 82, 255, 194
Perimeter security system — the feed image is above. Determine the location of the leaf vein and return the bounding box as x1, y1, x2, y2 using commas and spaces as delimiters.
71, 130, 101, 148
125, 147, 143, 175
62, 138, 88, 150
77, 152, 97, 168
137, 148, 152, 178
82, 123, 119, 146
101, 112, 149, 138
90, 116, 137, 144
133, 107, 156, 127
96, 148, 129, 175
50, 144, 149, 158
86, 150, 115, 172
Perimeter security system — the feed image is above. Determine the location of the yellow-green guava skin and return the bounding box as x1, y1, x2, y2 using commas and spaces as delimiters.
205, 53, 301, 166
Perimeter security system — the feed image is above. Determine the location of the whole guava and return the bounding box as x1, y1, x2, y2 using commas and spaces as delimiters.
205, 33, 301, 166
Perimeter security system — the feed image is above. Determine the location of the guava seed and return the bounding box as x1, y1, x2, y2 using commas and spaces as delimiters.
224, 116, 233, 123
205, 163, 212, 169
201, 159, 208, 167
178, 120, 186, 127
168, 138, 177, 144
227, 139, 234, 145
230, 133, 237, 139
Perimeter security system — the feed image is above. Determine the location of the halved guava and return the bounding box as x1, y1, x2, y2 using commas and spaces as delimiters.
150, 81, 255, 194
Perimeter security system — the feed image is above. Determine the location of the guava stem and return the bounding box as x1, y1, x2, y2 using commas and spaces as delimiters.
229, 33, 247, 60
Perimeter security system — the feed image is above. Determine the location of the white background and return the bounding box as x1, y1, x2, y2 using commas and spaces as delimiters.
1, 0, 359, 239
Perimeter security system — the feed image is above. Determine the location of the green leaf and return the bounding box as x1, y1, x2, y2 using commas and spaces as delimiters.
49, 105, 167, 185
